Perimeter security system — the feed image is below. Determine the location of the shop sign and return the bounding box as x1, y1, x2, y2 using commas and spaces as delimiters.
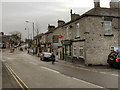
63, 40, 72, 45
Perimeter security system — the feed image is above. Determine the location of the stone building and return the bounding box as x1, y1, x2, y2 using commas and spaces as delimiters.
34, 0, 120, 65
45, 25, 55, 53
52, 0, 120, 65
52, 20, 66, 59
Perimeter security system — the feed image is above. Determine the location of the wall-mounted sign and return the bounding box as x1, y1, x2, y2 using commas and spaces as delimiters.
53, 35, 59, 43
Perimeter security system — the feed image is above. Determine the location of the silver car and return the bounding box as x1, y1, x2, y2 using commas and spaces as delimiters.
40, 52, 52, 61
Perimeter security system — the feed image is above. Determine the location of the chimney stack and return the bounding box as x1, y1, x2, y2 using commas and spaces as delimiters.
48, 24, 55, 32
110, 0, 119, 8
58, 20, 65, 27
94, 0, 100, 8
70, 9, 80, 21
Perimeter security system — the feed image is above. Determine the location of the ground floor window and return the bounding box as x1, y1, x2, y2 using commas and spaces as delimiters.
73, 46, 77, 57
79, 46, 84, 58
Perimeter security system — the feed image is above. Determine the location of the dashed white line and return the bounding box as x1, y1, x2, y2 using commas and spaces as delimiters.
41, 66, 60, 74
111, 74, 119, 77
99, 72, 107, 74
40, 66, 105, 89
72, 77, 104, 88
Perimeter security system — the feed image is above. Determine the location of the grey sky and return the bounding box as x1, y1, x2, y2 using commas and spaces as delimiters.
2, 0, 111, 40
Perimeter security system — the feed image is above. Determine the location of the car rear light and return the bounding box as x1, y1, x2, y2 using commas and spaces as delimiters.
116, 58, 119, 62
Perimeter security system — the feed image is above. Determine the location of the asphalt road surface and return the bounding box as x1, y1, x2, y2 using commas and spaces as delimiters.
0, 49, 2, 90
1, 49, 120, 89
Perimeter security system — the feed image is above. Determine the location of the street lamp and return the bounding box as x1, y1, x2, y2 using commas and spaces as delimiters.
25, 20, 34, 40
25, 20, 35, 54
25, 23, 29, 39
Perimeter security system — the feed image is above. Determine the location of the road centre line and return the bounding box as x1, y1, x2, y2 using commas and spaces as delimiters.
4, 62, 30, 90
41, 66, 105, 89
72, 77, 105, 89
111, 74, 119, 77
41, 66, 60, 74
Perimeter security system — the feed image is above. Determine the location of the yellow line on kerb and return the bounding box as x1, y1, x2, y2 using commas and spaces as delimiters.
5, 63, 30, 90
6, 63, 30, 89
57, 62, 90, 71
5, 63, 24, 90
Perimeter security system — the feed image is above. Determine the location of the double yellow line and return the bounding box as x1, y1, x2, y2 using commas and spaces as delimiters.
4, 63, 30, 90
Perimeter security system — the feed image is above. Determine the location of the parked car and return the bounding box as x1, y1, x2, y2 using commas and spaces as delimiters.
40, 52, 54, 61
107, 51, 120, 68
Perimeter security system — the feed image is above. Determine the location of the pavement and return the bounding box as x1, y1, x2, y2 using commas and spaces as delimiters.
1, 48, 120, 89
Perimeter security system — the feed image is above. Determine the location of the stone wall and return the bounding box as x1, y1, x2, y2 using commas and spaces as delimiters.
85, 16, 119, 65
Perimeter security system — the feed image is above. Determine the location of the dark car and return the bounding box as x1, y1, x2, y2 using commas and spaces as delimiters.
40, 52, 54, 61
107, 51, 120, 68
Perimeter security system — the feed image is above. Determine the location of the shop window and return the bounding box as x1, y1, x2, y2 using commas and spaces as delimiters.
75, 23, 80, 37
104, 21, 112, 35
65, 45, 71, 56
79, 47, 83, 58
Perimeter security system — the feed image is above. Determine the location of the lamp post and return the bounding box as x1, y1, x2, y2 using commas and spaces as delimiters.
25, 21, 34, 40
25, 20, 35, 54
25, 25, 29, 39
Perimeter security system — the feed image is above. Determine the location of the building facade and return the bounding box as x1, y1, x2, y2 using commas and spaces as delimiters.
34, 0, 120, 65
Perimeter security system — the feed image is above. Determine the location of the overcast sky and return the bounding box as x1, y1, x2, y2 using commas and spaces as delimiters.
1, 0, 112, 40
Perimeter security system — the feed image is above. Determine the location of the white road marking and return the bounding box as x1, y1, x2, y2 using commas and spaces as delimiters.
7, 58, 15, 60
41, 66, 60, 74
99, 72, 107, 74
41, 66, 105, 88
72, 77, 105, 88
29, 62, 38, 65
111, 74, 119, 77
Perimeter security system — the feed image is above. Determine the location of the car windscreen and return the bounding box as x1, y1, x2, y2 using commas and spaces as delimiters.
110, 52, 118, 57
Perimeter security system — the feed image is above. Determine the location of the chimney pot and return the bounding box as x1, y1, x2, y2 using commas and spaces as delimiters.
110, 0, 119, 8
94, 0, 100, 8
58, 20, 65, 27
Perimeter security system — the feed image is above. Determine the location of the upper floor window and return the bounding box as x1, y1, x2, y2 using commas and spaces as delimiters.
104, 21, 112, 35
75, 23, 80, 37
66, 27, 69, 39
79, 46, 84, 58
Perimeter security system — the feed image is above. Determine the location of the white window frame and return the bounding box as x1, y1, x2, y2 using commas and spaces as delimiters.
79, 47, 84, 58
73, 47, 77, 57
104, 21, 112, 35
75, 23, 80, 37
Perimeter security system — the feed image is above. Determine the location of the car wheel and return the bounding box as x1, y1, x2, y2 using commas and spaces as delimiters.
113, 63, 118, 68
109, 64, 113, 68
41, 57, 43, 61
43, 57, 45, 61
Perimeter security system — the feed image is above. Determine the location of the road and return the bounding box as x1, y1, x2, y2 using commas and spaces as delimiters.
0, 49, 2, 90
1, 49, 120, 89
